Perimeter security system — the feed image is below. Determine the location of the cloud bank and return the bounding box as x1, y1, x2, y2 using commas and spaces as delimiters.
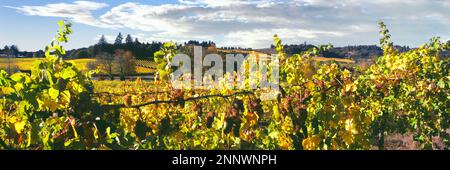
6, 0, 450, 48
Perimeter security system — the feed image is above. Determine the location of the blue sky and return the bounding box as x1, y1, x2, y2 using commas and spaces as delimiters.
1, 0, 450, 51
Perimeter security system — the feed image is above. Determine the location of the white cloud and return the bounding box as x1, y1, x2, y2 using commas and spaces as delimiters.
7, 0, 450, 48
291, 0, 359, 7
5, 1, 115, 28
99, 3, 195, 34
179, 0, 260, 7
222, 28, 344, 47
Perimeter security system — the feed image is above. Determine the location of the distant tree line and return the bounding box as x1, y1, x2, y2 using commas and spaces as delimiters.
3, 36, 448, 61
67, 34, 221, 60
329, 45, 412, 59
270, 42, 415, 60
0, 45, 19, 57
0, 45, 44, 58
67, 33, 164, 60
274, 42, 317, 55
184, 40, 216, 48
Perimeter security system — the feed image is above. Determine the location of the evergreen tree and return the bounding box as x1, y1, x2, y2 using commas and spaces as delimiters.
125, 34, 133, 44
10, 45, 19, 57
3, 45, 10, 54
114, 32, 123, 45
98, 35, 108, 45
134, 38, 140, 44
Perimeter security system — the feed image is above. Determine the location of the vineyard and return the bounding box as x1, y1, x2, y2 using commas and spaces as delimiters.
0, 20, 449, 150
0, 58, 95, 72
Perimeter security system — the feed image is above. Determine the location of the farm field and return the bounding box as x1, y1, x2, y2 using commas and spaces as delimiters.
313, 56, 354, 63
0, 58, 156, 74
0, 58, 95, 71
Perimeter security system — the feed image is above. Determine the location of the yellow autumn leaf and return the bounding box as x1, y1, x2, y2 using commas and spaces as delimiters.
341, 131, 354, 145
245, 111, 258, 127
14, 121, 27, 134
281, 116, 293, 133
345, 118, 358, 134
305, 81, 316, 91
329, 121, 337, 129
302, 136, 321, 150
342, 69, 351, 78
38, 94, 59, 112
280, 135, 293, 150
58, 90, 71, 109
14, 83, 24, 91
1, 87, 15, 95
344, 83, 357, 92
8, 116, 18, 124
272, 105, 280, 120
9, 116, 27, 134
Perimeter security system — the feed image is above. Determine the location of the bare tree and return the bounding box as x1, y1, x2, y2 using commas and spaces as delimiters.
114, 50, 136, 81
92, 52, 115, 80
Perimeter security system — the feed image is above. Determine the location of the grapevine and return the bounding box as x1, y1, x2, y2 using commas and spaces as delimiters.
0, 20, 449, 150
